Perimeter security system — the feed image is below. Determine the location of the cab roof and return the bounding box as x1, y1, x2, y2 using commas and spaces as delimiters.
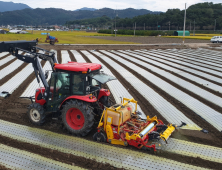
54, 62, 102, 72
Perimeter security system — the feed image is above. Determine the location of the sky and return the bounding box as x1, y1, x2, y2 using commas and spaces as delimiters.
1, 0, 221, 12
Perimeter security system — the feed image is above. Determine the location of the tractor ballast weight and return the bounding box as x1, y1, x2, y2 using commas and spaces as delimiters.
94, 98, 176, 151
0, 40, 116, 137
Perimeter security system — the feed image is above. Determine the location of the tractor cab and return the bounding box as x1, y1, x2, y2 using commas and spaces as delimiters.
36, 62, 116, 113
32, 61, 116, 136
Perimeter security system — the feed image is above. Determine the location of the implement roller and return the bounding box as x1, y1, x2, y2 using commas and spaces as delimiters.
93, 98, 176, 152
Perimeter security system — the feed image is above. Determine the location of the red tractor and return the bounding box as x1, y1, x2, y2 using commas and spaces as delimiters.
1, 41, 178, 151
0, 40, 115, 136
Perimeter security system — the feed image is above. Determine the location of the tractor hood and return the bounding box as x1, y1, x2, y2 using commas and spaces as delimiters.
89, 72, 116, 84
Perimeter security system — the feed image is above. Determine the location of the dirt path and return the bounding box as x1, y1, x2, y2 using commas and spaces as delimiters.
89, 36, 211, 44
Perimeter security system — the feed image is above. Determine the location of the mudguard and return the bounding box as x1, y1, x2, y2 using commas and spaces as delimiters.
35, 88, 46, 105
98, 89, 110, 100
60, 95, 97, 109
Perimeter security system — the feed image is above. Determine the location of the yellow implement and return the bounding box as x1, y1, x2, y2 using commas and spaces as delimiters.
94, 98, 176, 151
160, 124, 176, 143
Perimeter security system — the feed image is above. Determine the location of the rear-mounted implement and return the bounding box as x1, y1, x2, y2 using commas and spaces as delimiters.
94, 98, 176, 152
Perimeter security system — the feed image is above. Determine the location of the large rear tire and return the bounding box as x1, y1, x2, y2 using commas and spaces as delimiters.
62, 100, 94, 136
27, 103, 46, 125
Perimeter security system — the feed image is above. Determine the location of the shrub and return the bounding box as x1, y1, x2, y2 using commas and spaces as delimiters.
98, 30, 174, 36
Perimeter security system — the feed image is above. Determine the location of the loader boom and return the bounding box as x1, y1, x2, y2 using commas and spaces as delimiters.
0, 40, 36, 53
0, 40, 58, 100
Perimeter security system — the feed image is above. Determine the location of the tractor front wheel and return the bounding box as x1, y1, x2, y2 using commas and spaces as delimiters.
62, 100, 94, 136
27, 103, 46, 125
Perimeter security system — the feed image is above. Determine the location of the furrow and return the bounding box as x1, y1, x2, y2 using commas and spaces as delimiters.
0, 119, 208, 170
145, 50, 222, 78
80, 50, 145, 118
128, 50, 222, 94
91, 50, 200, 130
0, 143, 83, 170
136, 50, 222, 85
160, 49, 222, 69
115, 50, 222, 108
100, 50, 222, 132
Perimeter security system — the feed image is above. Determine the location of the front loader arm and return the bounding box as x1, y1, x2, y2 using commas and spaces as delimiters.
0, 40, 36, 53
34, 47, 58, 68
0, 40, 58, 101
0, 41, 58, 69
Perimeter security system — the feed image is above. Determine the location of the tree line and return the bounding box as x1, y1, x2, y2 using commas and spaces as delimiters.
66, 2, 222, 30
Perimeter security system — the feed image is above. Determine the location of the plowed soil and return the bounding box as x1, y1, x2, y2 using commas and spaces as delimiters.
0, 43, 222, 170
90, 36, 210, 44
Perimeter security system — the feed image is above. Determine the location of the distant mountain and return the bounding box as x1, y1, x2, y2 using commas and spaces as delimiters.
75, 7, 97, 11
0, 7, 162, 25
0, 1, 31, 12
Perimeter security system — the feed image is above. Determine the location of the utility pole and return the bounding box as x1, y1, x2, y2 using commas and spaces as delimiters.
183, 3, 186, 44
157, 22, 158, 30
190, 21, 191, 31
214, 19, 216, 32
114, 9, 118, 37
144, 23, 145, 30
115, 15, 116, 37
193, 20, 195, 36
111, 22, 113, 34
134, 22, 136, 36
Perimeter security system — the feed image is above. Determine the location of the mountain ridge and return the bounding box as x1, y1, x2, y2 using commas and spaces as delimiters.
0, 1, 31, 12
74, 7, 97, 11
0, 7, 162, 25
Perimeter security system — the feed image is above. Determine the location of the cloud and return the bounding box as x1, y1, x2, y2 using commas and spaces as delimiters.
1, 0, 221, 12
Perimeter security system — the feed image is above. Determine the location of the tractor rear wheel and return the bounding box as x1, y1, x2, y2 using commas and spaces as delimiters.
27, 103, 46, 125
62, 100, 94, 136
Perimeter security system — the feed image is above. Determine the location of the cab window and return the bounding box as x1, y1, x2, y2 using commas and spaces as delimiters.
72, 74, 85, 95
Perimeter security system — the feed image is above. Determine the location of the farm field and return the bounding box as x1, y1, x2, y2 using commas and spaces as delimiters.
0, 31, 137, 44
1, 30, 221, 44
0, 45, 222, 169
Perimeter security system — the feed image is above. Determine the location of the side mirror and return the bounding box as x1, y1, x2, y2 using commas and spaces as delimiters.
86, 86, 90, 92
45, 70, 49, 79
